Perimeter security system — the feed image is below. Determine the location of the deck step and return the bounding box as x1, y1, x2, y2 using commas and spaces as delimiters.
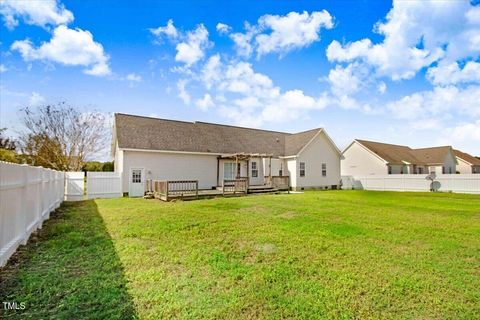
248, 188, 279, 194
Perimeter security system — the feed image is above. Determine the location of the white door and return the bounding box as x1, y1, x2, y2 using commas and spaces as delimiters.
128, 168, 145, 197
224, 163, 235, 180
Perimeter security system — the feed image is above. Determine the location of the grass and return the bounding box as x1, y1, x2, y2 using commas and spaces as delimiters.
1, 191, 479, 319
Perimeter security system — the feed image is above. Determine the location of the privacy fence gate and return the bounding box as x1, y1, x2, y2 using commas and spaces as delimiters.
1, 162, 123, 267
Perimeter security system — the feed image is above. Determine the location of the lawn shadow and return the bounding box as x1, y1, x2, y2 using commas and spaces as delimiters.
0, 200, 137, 319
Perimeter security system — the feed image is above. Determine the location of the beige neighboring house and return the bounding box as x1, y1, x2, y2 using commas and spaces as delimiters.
341, 139, 457, 176
112, 113, 341, 196
453, 149, 480, 174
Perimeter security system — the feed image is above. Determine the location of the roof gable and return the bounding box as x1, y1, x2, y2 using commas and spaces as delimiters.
114, 113, 326, 157
353, 139, 457, 166
355, 140, 425, 165
454, 149, 480, 166
411, 146, 453, 165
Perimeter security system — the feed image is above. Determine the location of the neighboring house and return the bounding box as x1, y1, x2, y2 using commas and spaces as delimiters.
112, 113, 341, 196
341, 139, 457, 176
454, 149, 480, 174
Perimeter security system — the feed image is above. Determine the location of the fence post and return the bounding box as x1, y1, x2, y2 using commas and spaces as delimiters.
195, 181, 199, 199
166, 181, 169, 201
20, 164, 28, 245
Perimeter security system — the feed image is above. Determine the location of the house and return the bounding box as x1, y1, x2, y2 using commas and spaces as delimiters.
112, 113, 341, 196
453, 149, 480, 174
341, 139, 457, 176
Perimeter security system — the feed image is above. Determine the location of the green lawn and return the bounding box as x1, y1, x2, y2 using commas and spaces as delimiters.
1, 191, 479, 319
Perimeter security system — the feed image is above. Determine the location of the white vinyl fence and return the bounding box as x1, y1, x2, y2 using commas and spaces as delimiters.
0, 162, 64, 267
86, 172, 122, 199
1, 164, 123, 267
342, 174, 480, 194
65, 171, 85, 201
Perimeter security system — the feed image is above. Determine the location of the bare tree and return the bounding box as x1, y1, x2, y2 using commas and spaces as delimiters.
19, 102, 109, 171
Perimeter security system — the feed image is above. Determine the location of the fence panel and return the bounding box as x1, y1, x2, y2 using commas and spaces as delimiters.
0, 162, 64, 267
86, 172, 122, 199
341, 174, 480, 194
65, 172, 85, 201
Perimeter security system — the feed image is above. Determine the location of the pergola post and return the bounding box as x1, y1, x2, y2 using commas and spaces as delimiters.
246, 159, 250, 187
269, 156, 272, 187
235, 155, 239, 179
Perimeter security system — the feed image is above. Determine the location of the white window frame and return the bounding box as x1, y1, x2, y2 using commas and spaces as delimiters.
131, 169, 142, 183
251, 161, 258, 178
299, 162, 306, 177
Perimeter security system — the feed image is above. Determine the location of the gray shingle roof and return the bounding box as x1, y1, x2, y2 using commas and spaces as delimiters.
114, 113, 321, 156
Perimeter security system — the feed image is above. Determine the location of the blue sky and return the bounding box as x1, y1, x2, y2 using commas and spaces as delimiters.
1, 0, 479, 159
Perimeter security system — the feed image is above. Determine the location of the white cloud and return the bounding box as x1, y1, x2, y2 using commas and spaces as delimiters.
125, 73, 142, 82
11, 25, 111, 76
177, 79, 191, 105
386, 85, 480, 120
150, 19, 178, 39
228, 11, 333, 58
326, 1, 480, 81
0, 64, 7, 73
439, 120, 480, 155
201, 54, 222, 89
327, 63, 362, 97
0, 0, 73, 29
216, 23, 231, 34
230, 24, 256, 57
175, 24, 210, 66
151, 21, 211, 67
445, 120, 480, 142
195, 93, 214, 111
377, 81, 387, 94
427, 61, 480, 86
28, 92, 46, 106
408, 118, 441, 131
196, 56, 332, 126
255, 10, 333, 57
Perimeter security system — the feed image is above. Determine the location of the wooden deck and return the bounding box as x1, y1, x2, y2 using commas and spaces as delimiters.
147, 177, 290, 201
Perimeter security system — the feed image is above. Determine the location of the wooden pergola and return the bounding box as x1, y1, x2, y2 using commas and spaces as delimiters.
219, 152, 275, 181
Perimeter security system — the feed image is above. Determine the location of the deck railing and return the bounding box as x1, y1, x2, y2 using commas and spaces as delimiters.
222, 178, 248, 195
266, 176, 290, 190
150, 180, 198, 201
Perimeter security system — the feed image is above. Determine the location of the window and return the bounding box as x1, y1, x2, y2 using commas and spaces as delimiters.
279, 169, 283, 176
131, 169, 142, 183
322, 163, 327, 177
449, 167, 452, 174
251, 161, 258, 177
430, 166, 436, 174
442, 166, 446, 174
388, 166, 392, 174
400, 166, 404, 174
299, 162, 305, 177
418, 167, 423, 174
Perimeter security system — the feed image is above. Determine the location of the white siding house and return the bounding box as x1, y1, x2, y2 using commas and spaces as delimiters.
342, 139, 457, 176
453, 149, 480, 174
112, 113, 341, 196
341, 140, 388, 176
